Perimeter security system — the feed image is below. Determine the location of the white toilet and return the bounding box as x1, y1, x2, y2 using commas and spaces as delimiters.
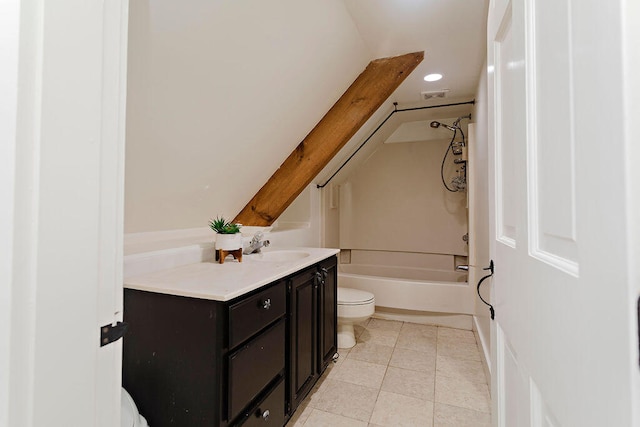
337, 287, 375, 349
121, 388, 149, 427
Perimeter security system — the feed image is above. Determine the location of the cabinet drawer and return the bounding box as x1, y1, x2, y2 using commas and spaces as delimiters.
229, 280, 286, 348
236, 378, 285, 427
228, 319, 285, 421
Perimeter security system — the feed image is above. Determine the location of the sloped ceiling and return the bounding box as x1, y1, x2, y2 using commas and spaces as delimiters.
317, 0, 488, 186
125, 0, 371, 232
343, 0, 489, 104
234, 52, 424, 226
124, 0, 489, 233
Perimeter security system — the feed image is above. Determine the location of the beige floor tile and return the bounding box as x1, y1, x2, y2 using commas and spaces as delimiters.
357, 328, 399, 347
352, 318, 371, 339
303, 409, 369, 427
347, 342, 394, 366
287, 402, 314, 426
396, 333, 437, 354
433, 403, 491, 427
436, 355, 487, 384
381, 366, 435, 401
329, 348, 350, 370
354, 324, 366, 339
389, 347, 436, 373
436, 336, 481, 361
356, 318, 371, 328
292, 317, 492, 426
400, 322, 438, 339
329, 358, 387, 389
369, 391, 434, 427
314, 379, 379, 422
367, 318, 403, 332
437, 327, 476, 344
435, 375, 491, 413
305, 373, 332, 408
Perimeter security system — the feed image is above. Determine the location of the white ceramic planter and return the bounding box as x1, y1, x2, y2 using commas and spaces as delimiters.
215, 233, 243, 251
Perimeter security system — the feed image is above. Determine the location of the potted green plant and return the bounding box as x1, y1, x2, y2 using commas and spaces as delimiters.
209, 216, 243, 251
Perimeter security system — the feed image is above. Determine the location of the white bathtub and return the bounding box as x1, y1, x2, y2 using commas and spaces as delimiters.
338, 264, 474, 315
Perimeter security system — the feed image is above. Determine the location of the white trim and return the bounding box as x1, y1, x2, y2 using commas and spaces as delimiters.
525, 0, 579, 278
473, 315, 492, 378
529, 378, 560, 427
0, 0, 21, 424
95, 1, 129, 425
622, 0, 640, 423
493, 4, 517, 249
529, 378, 544, 427
374, 309, 473, 330
6, 0, 45, 424
495, 323, 506, 427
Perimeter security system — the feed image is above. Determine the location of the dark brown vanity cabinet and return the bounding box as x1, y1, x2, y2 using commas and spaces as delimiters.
288, 256, 338, 413
122, 289, 228, 426
122, 255, 337, 427
317, 256, 338, 371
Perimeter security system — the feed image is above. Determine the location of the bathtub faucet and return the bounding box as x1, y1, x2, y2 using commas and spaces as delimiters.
244, 231, 270, 255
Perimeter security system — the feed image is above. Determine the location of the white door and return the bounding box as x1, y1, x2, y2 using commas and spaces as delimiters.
487, 0, 639, 426
1, 1, 128, 425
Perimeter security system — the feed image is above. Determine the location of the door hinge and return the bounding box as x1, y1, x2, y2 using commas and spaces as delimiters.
637, 296, 640, 368
100, 321, 129, 347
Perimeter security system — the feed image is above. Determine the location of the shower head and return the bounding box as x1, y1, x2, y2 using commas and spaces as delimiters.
430, 121, 457, 132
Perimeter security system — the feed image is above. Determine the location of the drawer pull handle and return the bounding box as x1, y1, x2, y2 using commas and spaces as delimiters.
260, 409, 270, 421
261, 298, 271, 310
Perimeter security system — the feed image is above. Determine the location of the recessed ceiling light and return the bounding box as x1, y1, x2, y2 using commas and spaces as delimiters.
424, 73, 443, 82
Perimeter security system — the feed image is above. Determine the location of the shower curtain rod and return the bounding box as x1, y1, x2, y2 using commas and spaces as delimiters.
316, 99, 475, 189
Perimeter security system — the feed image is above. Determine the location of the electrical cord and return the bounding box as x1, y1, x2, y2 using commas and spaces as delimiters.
477, 260, 495, 320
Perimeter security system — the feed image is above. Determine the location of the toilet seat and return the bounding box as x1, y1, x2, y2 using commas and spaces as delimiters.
337, 287, 375, 306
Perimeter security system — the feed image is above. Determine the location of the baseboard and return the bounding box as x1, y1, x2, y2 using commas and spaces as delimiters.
473, 315, 491, 386
373, 307, 473, 330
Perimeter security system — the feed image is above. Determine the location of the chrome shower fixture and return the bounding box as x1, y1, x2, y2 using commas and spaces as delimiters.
429, 120, 457, 132
451, 140, 465, 153
452, 113, 472, 127
431, 114, 472, 133
451, 166, 467, 191
437, 114, 471, 193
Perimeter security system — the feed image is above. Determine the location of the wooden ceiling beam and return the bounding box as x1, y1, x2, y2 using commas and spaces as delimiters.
234, 51, 424, 226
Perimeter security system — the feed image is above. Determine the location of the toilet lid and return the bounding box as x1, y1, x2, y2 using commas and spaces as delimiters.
337, 287, 375, 305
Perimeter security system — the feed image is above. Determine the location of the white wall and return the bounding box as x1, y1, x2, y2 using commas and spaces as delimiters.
339, 135, 468, 256
125, 0, 370, 232
470, 60, 491, 365
272, 184, 322, 248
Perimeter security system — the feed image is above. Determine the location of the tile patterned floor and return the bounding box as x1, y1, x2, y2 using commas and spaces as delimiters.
286, 319, 491, 427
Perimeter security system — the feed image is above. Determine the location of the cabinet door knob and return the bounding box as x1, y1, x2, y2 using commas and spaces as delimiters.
261, 298, 271, 310
260, 409, 270, 421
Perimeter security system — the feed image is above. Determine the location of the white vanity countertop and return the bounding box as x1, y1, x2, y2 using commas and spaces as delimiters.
124, 247, 340, 301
